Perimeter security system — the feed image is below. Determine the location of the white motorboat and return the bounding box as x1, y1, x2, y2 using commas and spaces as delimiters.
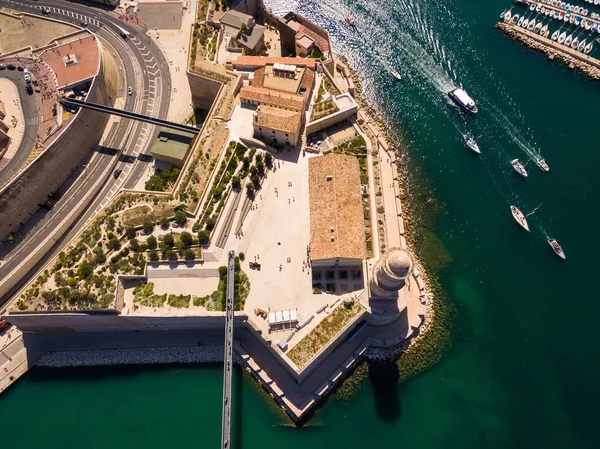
513, 14, 520, 24
536, 4, 542, 12
558, 32, 567, 44
523, 18, 530, 28
592, 23, 598, 33
536, 158, 550, 171
565, 34, 573, 46
535, 22, 543, 33
518, 16, 525, 26
571, 36, 579, 49
530, 4, 536, 11
390, 69, 401, 80
448, 88, 478, 114
578, 40, 586, 51
510, 206, 530, 232
504, 11, 512, 22
585, 20, 591, 30
463, 134, 481, 154
511, 159, 528, 178
569, 14, 575, 24
551, 30, 560, 41
528, 19, 536, 31
584, 42, 593, 54
548, 239, 566, 259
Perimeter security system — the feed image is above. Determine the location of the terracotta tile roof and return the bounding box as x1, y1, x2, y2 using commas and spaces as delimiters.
240, 86, 305, 111
299, 67, 315, 92
309, 154, 366, 261
232, 56, 317, 69
254, 105, 301, 134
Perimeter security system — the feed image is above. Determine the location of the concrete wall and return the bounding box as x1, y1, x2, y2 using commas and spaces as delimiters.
306, 93, 358, 135
0, 55, 112, 243
186, 70, 223, 110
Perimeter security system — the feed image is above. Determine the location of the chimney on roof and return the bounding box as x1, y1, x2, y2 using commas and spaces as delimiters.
326, 175, 333, 181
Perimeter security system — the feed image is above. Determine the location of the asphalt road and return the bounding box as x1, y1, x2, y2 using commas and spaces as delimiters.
0, 68, 40, 186
0, 0, 171, 306
222, 251, 235, 449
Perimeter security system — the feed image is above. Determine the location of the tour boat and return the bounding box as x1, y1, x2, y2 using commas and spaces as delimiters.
548, 239, 566, 259
511, 159, 528, 177
448, 88, 478, 113
584, 42, 593, 54
536, 158, 550, 171
578, 40, 586, 52
558, 32, 567, 44
528, 19, 536, 31
511, 206, 530, 232
565, 34, 573, 46
551, 29, 560, 40
463, 134, 481, 154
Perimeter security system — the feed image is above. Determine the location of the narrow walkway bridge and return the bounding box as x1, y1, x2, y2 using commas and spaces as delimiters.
58, 97, 200, 134
221, 250, 235, 449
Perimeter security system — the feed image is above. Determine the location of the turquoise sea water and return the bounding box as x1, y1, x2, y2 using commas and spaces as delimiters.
2, 0, 600, 448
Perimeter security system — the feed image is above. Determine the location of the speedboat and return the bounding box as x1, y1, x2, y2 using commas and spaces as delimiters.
463, 133, 481, 154
448, 88, 478, 114
584, 42, 593, 54
558, 31, 567, 44
511, 206, 530, 231
565, 34, 573, 46
552, 30, 560, 40
578, 40, 586, 51
548, 239, 566, 259
536, 158, 550, 171
511, 159, 528, 177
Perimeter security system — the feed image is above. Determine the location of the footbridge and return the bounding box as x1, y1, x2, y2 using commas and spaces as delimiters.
58, 97, 200, 134
221, 250, 235, 449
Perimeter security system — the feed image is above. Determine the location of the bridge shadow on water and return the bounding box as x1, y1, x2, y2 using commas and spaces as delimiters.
367, 360, 402, 422
232, 365, 244, 449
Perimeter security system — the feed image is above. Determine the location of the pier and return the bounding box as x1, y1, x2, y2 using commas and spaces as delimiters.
221, 250, 235, 449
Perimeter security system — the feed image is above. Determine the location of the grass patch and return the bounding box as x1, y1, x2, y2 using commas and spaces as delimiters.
120, 205, 153, 227
168, 294, 191, 308
309, 45, 326, 61
133, 282, 166, 307
311, 98, 339, 121
287, 302, 362, 369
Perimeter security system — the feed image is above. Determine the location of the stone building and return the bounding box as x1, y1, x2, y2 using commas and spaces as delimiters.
369, 248, 414, 299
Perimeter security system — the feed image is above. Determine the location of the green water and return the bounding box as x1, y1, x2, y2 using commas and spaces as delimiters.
2, 0, 600, 447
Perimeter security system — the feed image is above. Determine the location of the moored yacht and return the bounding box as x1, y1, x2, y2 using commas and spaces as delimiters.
558, 31, 567, 44
578, 40, 586, 52
535, 22, 543, 33
511, 159, 528, 177
565, 34, 573, 46
584, 42, 593, 54
551, 30, 560, 41
504, 10, 512, 22
571, 36, 579, 49
510, 206, 530, 231
448, 88, 478, 114
548, 239, 566, 259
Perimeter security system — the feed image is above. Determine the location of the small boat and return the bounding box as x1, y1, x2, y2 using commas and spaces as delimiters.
390, 69, 401, 80
463, 133, 481, 154
528, 19, 536, 31
511, 159, 528, 177
559, 11, 565, 20
536, 158, 550, 171
592, 23, 598, 33
535, 22, 543, 33
563, 13, 569, 23
518, 16, 525, 26
584, 42, 593, 54
500, 10, 507, 19
565, 34, 573, 46
523, 18, 530, 28
448, 88, 478, 113
548, 239, 566, 259
513, 14, 520, 24
583, 9, 589, 16
596, 0, 599, 5
585, 20, 592, 30
542, 28, 550, 38
566, 3, 571, 10
511, 206, 530, 231
504, 11, 512, 23
578, 39, 586, 51
531, 4, 536, 11
552, 30, 560, 40
558, 31, 567, 44
536, 4, 542, 12
345, 16, 356, 27
569, 14, 575, 24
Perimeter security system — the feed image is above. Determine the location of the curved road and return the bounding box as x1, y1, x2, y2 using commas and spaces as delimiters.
0, 69, 39, 186
0, 0, 172, 306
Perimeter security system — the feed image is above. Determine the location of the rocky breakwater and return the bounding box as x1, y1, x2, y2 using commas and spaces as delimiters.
37, 346, 242, 367
497, 22, 600, 81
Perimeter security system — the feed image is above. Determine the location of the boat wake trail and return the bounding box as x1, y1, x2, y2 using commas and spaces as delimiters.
486, 103, 542, 160
526, 203, 544, 217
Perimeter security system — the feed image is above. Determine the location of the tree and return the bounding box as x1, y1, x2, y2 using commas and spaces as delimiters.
130, 238, 139, 251
238, 252, 245, 261
180, 231, 193, 246
231, 175, 241, 190
160, 216, 170, 228
265, 152, 273, 168
240, 22, 248, 34
145, 175, 165, 191
183, 249, 195, 260
251, 174, 261, 190
77, 262, 93, 280
107, 237, 121, 251
198, 230, 210, 245
205, 217, 216, 231
167, 250, 178, 261
218, 266, 227, 277
143, 218, 154, 234
146, 235, 157, 248
148, 251, 160, 262
125, 226, 136, 239
174, 210, 187, 226
163, 233, 175, 247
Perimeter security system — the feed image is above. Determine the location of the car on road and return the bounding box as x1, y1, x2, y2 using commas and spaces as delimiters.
17, 66, 24, 71
0, 64, 5, 70
24, 73, 31, 83
7, 64, 15, 70
42, 7, 50, 14
127, 86, 133, 96
113, 168, 122, 179
80, 20, 88, 27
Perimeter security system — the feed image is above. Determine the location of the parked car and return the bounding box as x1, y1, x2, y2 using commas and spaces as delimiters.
24, 73, 31, 83
0, 64, 5, 70
42, 7, 50, 14
17, 66, 24, 71
113, 168, 122, 178
7, 63, 15, 70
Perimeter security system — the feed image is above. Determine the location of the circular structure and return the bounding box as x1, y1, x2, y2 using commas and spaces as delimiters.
370, 248, 414, 299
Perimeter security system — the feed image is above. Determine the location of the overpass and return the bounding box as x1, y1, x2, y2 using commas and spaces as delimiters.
221, 250, 235, 449
59, 97, 200, 134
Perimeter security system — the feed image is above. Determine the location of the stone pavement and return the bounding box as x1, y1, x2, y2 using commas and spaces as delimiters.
0, 78, 25, 163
